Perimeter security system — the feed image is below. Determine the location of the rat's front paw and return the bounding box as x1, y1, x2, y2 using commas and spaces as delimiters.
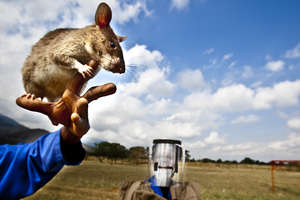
79, 64, 95, 79
74, 61, 96, 79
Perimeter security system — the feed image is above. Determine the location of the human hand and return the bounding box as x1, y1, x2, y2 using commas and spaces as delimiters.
16, 60, 116, 143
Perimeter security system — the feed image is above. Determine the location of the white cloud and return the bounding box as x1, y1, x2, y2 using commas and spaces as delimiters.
223, 53, 233, 60
285, 43, 300, 59
0, 1, 70, 30
231, 115, 259, 124
184, 84, 254, 112
187, 140, 206, 149
166, 110, 221, 133
265, 60, 285, 72
251, 81, 263, 88
221, 73, 235, 86
154, 121, 202, 139
228, 61, 237, 68
202, 133, 300, 161
120, 67, 175, 98
146, 98, 175, 116
0, 0, 150, 32
203, 48, 215, 55
268, 133, 300, 151
210, 58, 217, 65
101, 78, 300, 152
204, 132, 300, 161
204, 131, 224, 145
242, 65, 253, 79
222, 143, 256, 152
177, 69, 206, 91
99, 0, 151, 24
124, 44, 164, 68
265, 54, 272, 61
213, 85, 254, 111
289, 65, 294, 70
254, 80, 300, 109
171, 0, 190, 10
287, 118, 300, 131
184, 80, 300, 112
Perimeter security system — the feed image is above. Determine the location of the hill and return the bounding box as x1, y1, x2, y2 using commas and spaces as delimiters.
0, 113, 48, 144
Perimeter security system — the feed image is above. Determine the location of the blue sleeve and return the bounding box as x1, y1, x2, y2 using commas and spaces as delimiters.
0, 129, 85, 200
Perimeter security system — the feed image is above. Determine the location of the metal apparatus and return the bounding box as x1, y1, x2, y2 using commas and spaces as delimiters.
149, 139, 185, 187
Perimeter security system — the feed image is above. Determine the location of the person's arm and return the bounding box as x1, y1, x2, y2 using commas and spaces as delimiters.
0, 60, 116, 200
0, 129, 86, 200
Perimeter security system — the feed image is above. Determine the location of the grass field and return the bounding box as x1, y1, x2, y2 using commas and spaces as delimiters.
24, 159, 300, 200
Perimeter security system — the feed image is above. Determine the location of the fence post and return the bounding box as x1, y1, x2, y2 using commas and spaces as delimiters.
271, 164, 276, 192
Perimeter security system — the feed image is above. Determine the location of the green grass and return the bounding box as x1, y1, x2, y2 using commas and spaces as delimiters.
24, 160, 300, 200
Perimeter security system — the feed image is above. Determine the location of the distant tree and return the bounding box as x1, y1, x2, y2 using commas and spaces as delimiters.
95, 141, 111, 157
231, 160, 238, 164
129, 146, 147, 165
240, 157, 255, 164
259, 161, 267, 165
110, 143, 129, 163
201, 158, 215, 163
185, 150, 191, 162
216, 158, 223, 163
94, 142, 128, 164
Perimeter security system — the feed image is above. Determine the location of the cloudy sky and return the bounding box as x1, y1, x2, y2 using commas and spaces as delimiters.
1, 0, 300, 162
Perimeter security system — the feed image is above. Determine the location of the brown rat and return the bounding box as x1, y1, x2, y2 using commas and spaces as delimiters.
22, 2, 126, 101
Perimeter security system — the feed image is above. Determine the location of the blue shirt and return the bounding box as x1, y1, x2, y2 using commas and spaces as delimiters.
148, 176, 171, 200
0, 129, 85, 200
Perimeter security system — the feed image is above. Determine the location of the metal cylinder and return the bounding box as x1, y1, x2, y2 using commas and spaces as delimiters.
149, 139, 185, 187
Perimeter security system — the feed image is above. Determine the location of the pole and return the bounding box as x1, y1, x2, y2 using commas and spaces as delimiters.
271, 164, 276, 192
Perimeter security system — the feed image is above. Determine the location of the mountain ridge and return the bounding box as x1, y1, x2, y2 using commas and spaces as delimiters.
0, 113, 48, 144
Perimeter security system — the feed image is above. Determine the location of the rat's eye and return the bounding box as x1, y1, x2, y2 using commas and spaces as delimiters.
109, 41, 116, 49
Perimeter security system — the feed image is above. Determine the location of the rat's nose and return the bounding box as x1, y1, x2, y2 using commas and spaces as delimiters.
112, 58, 125, 73
118, 59, 125, 73
119, 64, 125, 73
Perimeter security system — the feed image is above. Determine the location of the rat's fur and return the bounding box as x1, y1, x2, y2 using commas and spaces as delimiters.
22, 3, 125, 101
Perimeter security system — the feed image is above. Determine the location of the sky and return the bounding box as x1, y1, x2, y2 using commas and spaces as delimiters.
0, 0, 300, 162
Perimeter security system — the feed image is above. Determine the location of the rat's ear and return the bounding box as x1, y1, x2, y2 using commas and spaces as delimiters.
118, 35, 127, 43
95, 2, 112, 28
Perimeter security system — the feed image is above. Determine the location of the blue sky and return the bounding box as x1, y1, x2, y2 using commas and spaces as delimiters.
0, 0, 300, 161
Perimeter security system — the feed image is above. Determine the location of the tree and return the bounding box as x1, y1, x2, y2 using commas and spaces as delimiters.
94, 141, 128, 164
201, 158, 215, 163
185, 150, 191, 162
129, 146, 147, 165
110, 143, 129, 162
240, 157, 255, 164
95, 142, 111, 157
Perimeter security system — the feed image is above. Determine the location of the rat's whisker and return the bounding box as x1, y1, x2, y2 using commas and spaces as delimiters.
126, 64, 148, 68
101, 55, 111, 61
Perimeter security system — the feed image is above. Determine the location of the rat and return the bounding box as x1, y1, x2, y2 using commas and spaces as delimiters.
21, 2, 126, 102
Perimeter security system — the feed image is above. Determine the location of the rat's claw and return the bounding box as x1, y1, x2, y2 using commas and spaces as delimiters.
80, 71, 86, 79
78, 64, 93, 77
86, 69, 94, 78
31, 94, 36, 100
81, 69, 95, 80
26, 94, 32, 99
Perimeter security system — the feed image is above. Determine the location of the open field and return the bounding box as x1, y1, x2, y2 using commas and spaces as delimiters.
24, 160, 300, 200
